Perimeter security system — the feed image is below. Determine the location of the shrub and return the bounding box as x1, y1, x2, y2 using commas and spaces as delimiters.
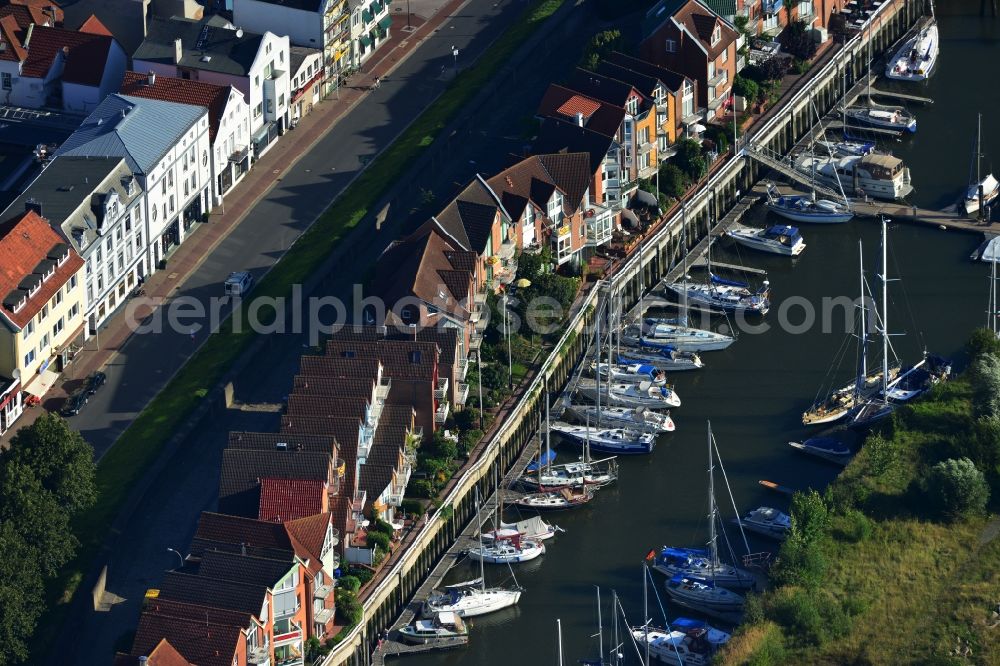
658, 163, 688, 199
674, 138, 707, 180
407, 478, 436, 498
348, 566, 374, 585
770, 589, 826, 646
336, 589, 362, 626
744, 591, 766, 625
970, 352, 1000, 419
771, 533, 828, 589
789, 489, 829, 544
791, 57, 811, 74
924, 457, 990, 519
781, 20, 817, 60
366, 530, 391, 554
580, 30, 623, 70
733, 75, 760, 103
337, 575, 361, 593
459, 429, 484, 454
429, 430, 459, 461
454, 407, 480, 431
967, 327, 1000, 360
836, 508, 873, 543
372, 518, 395, 537
864, 432, 898, 477
400, 498, 425, 517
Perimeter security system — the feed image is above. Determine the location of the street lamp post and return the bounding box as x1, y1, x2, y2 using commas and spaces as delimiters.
503, 294, 512, 388
451, 45, 459, 73
476, 348, 484, 430
406, 0, 411, 29
166, 548, 185, 569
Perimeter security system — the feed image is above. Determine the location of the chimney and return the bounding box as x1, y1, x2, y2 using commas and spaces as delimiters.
146, 71, 156, 86
24, 199, 42, 217
575, 111, 584, 127
173, 37, 183, 64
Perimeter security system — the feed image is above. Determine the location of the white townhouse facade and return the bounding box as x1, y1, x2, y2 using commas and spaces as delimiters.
121, 71, 253, 205
0, 157, 147, 337
133, 16, 291, 158
55, 94, 212, 271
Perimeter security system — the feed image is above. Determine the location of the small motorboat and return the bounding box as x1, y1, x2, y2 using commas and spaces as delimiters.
844, 106, 917, 133
664, 574, 745, 620
733, 506, 791, 540
631, 618, 731, 666
399, 611, 468, 645
466, 531, 544, 564
885, 19, 939, 82
566, 404, 675, 433
727, 224, 807, 256
965, 174, 1000, 216
788, 437, 853, 466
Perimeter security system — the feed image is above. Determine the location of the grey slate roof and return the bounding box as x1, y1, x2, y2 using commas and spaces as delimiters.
55, 94, 206, 175
0, 156, 142, 254
290, 45, 321, 77
197, 549, 296, 589
159, 571, 268, 617
134, 16, 264, 78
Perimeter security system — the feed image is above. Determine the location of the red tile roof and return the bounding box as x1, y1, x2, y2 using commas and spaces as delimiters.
0, 210, 83, 330
0, 14, 26, 61
258, 477, 327, 522
3, 0, 62, 25
21, 25, 114, 86
131, 612, 242, 666
284, 512, 332, 570
555, 94, 602, 120
78, 13, 111, 36
120, 70, 234, 142
116, 638, 193, 666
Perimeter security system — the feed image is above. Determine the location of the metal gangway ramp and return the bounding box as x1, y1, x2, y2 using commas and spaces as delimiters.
742, 142, 845, 200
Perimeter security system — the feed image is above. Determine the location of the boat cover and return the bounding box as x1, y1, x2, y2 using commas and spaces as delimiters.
526, 449, 557, 472
709, 273, 749, 288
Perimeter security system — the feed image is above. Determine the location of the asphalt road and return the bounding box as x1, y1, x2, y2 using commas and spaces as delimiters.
70, 0, 541, 460
57, 0, 598, 661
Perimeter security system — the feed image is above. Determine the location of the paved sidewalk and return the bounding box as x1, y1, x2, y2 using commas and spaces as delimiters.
1, 5, 457, 448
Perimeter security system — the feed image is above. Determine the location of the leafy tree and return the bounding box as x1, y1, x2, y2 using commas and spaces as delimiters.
967, 327, 1000, 360
5, 413, 96, 516
337, 575, 361, 593
771, 532, 828, 589
454, 407, 481, 432
366, 530, 391, 554
516, 247, 552, 282
580, 30, 623, 70
0, 521, 46, 665
673, 139, 707, 181
924, 457, 990, 520
459, 429, 484, 455
657, 163, 688, 199
970, 352, 1000, 419
781, 20, 817, 60
864, 432, 898, 477
789, 489, 829, 545
335, 589, 362, 625
429, 430, 459, 461
733, 75, 760, 104
0, 461, 77, 578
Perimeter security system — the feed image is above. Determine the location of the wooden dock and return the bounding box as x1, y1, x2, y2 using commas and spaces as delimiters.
863, 87, 934, 105
375, 635, 469, 661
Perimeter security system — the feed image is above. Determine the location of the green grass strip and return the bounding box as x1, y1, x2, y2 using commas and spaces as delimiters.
30, 0, 567, 658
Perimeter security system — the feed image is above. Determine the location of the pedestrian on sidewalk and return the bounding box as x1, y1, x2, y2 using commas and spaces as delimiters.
190, 328, 196, 342
373, 76, 381, 90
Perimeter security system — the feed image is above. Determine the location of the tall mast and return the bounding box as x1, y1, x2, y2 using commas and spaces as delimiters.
642, 564, 650, 666
596, 291, 602, 426
557, 618, 564, 666
991, 257, 998, 336
707, 420, 718, 569
855, 240, 868, 399
476, 486, 485, 592
977, 113, 983, 187
595, 586, 604, 663
680, 204, 688, 327
880, 216, 890, 401
545, 393, 551, 476
611, 590, 621, 666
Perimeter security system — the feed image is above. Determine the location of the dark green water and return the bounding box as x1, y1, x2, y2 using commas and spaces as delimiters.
410, 12, 999, 663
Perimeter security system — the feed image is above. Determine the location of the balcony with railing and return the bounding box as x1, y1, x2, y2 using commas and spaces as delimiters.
248, 646, 270, 666
457, 356, 470, 380
470, 331, 483, 351
314, 582, 334, 600
434, 401, 450, 424
315, 607, 335, 625
456, 382, 470, 406
434, 377, 449, 400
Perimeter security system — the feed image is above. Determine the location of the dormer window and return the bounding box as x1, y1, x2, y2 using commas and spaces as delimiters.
711, 25, 720, 46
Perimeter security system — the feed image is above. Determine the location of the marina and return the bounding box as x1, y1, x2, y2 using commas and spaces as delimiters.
338, 4, 1000, 665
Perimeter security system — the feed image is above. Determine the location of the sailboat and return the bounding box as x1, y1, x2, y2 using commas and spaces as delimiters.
623, 318, 734, 352
550, 422, 657, 455
466, 530, 545, 564
519, 401, 617, 490
423, 488, 521, 617
764, 184, 853, 225
592, 360, 668, 386
726, 223, 807, 256
565, 403, 675, 433
652, 422, 755, 593
802, 241, 894, 425
847, 28, 917, 132
576, 379, 681, 410
630, 618, 731, 665
885, 9, 939, 82
964, 113, 1000, 216
988, 253, 1000, 340
850, 215, 898, 428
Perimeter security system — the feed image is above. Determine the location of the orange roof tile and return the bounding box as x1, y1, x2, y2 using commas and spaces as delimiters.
555, 94, 602, 120
79, 13, 111, 36
0, 210, 83, 330
258, 477, 327, 522
20, 25, 114, 86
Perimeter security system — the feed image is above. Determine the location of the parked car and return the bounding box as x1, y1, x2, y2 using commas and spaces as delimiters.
85, 371, 106, 395
224, 271, 254, 298
61, 391, 88, 416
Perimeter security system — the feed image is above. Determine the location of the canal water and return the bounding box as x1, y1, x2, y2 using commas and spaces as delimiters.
409, 9, 999, 663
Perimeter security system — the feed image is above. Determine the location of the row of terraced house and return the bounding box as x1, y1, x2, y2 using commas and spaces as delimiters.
0, 0, 398, 437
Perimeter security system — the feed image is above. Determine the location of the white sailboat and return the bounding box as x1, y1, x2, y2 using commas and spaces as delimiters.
885, 14, 939, 82
550, 422, 657, 455
631, 619, 731, 666
592, 360, 668, 385
423, 487, 521, 617
565, 403, 675, 433
964, 113, 999, 216
726, 224, 807, 256
849, 28, 918, 130
576, 379, 681, 410
623, 318, 734, 352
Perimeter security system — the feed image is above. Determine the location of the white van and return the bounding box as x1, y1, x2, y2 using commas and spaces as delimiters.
224, 271, 254, 298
